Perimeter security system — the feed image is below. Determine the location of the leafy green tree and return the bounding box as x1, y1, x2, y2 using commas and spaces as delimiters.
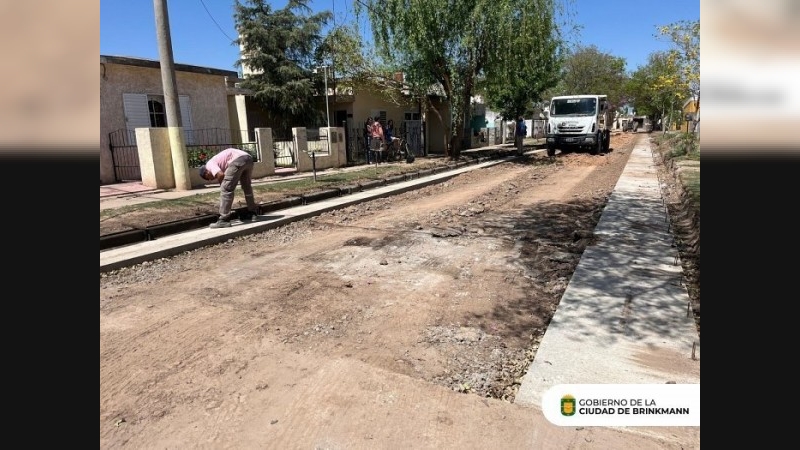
317, 23, 419, 108
542, 45, 629, 110
359, 0, 567, 158
234, 0, 332, 133
481, 3, 564, 121
626, 51, 686, 130
656, 20, 699, 130
315, 24, 368, 85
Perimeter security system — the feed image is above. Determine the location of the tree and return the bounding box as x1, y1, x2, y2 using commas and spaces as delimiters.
656, 20, 699, 131
626, 51, 686, 130
481, 3, 564, 121
316, 23, 421, 109
542, 45, 629, 110
234, 0, 332, 134
315, 24, 368, 85
359, 0, 567, 158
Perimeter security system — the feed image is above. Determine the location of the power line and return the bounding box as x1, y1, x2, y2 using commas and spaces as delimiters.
199, 0, 234, 41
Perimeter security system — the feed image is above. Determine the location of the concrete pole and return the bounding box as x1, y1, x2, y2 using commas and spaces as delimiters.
323, 66, 330, 130
323, 66, 330, 153
153, 0, 191, 190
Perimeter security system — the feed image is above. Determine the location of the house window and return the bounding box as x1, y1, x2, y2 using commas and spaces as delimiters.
147, 96, 167, 127
123, 92, 194, 143
404, 112, 421, 121
371, 110, 387, 126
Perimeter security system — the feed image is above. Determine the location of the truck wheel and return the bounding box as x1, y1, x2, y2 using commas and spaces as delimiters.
547, 146, 556, 157
603, 132, 610, 152
590, 135, 601, 155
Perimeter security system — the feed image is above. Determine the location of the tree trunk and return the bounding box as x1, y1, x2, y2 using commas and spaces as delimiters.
451, 87, 474, 159
450, 134, 460, 159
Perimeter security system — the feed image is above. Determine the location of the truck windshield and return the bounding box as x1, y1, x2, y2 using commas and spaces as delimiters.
550, 98, 597, 116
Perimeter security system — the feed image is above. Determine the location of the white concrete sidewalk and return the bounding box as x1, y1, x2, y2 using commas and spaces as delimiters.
515, 138, 700, 408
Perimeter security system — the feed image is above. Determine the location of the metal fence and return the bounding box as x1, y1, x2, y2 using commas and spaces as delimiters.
272, 131, 296, 168
307, 128, 330, 155
532, 119, 546, 138
108, 129, 141, 182
185, 128, 255, 148
108, 128, 260, 180
185, 128, 258, 168
346, 120, 424, 164
347, 127, 369, 164
108, 123, 413, 184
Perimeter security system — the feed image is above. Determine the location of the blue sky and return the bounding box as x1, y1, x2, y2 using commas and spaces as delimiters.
100, 0, 699, 75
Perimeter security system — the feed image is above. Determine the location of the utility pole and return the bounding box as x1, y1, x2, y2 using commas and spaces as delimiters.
153, 0, 191, 190
314, 65, 331, 153
331, 0, 336, 122
322, 66, 330, 130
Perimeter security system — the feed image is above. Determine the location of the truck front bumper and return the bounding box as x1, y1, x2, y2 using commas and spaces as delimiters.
546, 134, 596, 146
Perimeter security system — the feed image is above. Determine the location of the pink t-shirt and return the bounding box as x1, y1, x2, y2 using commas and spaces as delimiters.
370, 121, 384, 139
204, 148, 250, 176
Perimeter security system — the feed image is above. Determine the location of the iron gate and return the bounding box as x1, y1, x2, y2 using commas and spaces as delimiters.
272, 131, 296, 168
347, 126, 369, 164
402, 120, 423, 156
108, 129, 141, 182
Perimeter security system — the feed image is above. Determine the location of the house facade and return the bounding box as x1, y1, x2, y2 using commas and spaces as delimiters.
310, 79, 451, 159
682, 98, 699, 132
100, 55, 249, 184
334, 83, 423, 153
101, 53, 457, 185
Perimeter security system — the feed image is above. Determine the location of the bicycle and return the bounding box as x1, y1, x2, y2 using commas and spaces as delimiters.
384, 137, 415, 163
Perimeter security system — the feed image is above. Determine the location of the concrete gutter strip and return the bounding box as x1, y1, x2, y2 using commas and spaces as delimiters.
100, 157, 512, 272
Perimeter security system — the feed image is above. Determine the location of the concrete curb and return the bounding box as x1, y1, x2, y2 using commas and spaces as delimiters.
100, 156, 518, 272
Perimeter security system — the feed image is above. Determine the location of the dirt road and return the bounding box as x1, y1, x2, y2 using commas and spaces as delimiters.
100, 133, 699, 449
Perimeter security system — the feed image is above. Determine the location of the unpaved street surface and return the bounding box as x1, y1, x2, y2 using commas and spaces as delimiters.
100, 133, 699, 449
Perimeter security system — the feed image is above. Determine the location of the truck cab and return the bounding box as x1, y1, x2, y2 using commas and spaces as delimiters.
545, 94, 611, 156
631, 115, 653, 133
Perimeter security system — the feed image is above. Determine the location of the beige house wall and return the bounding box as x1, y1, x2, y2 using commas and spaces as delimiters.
345, 87, 418, 129
100, 58, 242, 185
330, 85, 453, 157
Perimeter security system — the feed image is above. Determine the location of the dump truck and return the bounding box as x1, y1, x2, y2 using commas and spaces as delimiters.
545, 94, 612, 156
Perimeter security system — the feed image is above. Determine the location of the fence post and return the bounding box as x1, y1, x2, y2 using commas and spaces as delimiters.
334, 127, 346, 167
255, 128, 275, 177
135, 128, 176, 189
293, 127, 310, 171
311, 152, 317, 181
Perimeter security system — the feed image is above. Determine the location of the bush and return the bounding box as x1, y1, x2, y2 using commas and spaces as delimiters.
669, 132, 699, 159
187, 147, 213, 168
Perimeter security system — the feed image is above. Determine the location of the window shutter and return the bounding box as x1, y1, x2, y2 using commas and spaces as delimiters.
122, 93, 149, 131
179, 95, 195, 144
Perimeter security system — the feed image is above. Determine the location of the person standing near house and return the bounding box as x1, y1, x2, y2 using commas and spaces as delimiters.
370, 117, 385, 163
364, 117, 373, 164
384, 119, 395, 161
199, 147, 261, 228
515, 115, 527, 155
